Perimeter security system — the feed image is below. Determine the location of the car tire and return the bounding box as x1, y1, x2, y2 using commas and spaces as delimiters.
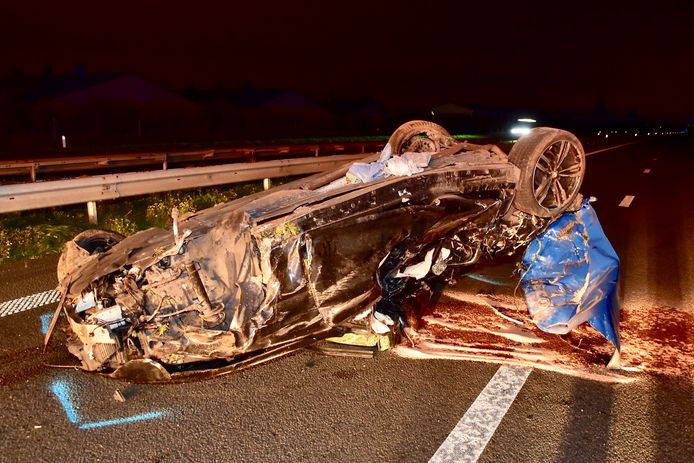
508, 127, 585, 218
57, 229, 125, 284
387, 120, 455, 154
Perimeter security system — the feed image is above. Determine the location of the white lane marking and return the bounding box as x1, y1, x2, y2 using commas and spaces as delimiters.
643, 168, 651, 174
429, 365, 532, 463
619, 195, 635, 208
0, 289, 60, 318
585, 141, 643, 157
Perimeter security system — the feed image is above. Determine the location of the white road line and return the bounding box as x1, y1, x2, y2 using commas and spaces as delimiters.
0, 289, 60, 318
429, 365, 532, 463
643, 168, 651, 174
619, 195, 635, 208
584, 141, 643, 157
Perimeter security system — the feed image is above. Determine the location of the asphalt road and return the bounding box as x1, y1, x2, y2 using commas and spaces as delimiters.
0, 136, 692, 462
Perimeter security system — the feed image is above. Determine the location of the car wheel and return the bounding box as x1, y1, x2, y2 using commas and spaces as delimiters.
57, 229, 125, 284
387, 120, 455, 154
508, 127, 585, 218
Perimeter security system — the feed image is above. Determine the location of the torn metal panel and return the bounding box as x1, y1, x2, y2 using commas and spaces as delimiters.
48, 121, 615, 381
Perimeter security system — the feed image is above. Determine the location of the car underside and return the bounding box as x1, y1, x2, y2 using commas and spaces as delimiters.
47, 121, 609, 382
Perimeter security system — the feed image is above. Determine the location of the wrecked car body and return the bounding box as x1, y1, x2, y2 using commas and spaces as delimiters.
48, 120, 612, 382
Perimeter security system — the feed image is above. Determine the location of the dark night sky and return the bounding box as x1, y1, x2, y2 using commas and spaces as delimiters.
1, 1, 692, 120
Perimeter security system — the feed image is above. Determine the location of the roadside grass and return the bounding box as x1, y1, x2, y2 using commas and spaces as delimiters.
0, 178, 295, 265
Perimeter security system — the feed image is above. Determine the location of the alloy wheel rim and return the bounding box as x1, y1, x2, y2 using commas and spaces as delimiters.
532, 140, 583, 211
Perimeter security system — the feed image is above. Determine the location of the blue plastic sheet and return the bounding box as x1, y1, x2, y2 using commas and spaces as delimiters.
520, 200, 621, 348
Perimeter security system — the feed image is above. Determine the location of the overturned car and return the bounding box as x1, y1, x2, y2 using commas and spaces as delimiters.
48, 120, 610, 382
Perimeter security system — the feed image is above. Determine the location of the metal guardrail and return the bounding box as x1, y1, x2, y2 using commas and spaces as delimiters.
0, 134, 650, 216
0, 153, 367, 214
0, 141, 386, 181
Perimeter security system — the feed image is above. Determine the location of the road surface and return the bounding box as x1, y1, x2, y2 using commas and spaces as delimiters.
0, 137, 692, 462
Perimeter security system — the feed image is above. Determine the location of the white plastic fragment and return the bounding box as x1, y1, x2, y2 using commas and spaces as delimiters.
395, 248, 435, 280
75, 292, 96, 313
607, 349, 621, 369
371, 317, 391, 334
316, 176, 348, 192
352, 307, 372, 321
374, 311, 394, 326
94, 305, 123, 324
171, 207, 180, 240
385, 152, 432, 176
379, 142, 392, 162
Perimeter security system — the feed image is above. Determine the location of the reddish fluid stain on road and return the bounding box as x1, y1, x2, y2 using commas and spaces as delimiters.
396, 291, 694, 382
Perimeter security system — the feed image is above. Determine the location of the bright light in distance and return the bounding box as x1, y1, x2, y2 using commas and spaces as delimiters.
517, 118, 536, 123
510, 126, 532, 136
605, 134, 609, 138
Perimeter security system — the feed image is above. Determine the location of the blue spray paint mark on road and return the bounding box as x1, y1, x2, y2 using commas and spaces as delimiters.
40, 312, 54, 335
50, 377, 171, 429
79, 411, 168, 429
465, 273, 513, 287
50, 380, 80, 424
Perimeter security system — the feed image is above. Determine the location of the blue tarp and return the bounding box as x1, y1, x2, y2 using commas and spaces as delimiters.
520, 200, 621, 348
